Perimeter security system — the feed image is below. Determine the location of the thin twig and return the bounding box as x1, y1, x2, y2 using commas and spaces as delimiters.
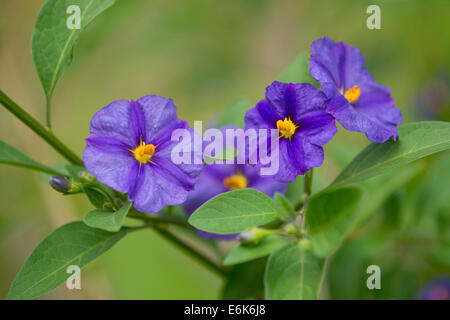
152, 224, 228, 278
0, 89, 83, 165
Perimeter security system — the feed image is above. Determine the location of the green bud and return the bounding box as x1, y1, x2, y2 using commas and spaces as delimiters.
284, 223, 297, 235
77, 171, 96, 184
298, 238, 312, 253
238, 227, 278, 244
49, 176, 81, 194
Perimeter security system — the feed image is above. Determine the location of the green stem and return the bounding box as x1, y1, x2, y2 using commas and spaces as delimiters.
0, 89, 83, 166
299, 169, 313, 231
128, 209, 190, 227
152, 224, 227, 278
46, 98, 52, 129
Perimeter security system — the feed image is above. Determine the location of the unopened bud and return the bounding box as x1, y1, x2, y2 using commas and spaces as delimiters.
49, 176, 81, 194
284, 223, 297, 235
299, 238, 312, 253
238, 227, 278, 244
77, 171, 96, 184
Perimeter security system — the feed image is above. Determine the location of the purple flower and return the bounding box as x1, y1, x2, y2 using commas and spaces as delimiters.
183, 126, 288, 240
309, 37, 402, 143
418, 277, 450, 300
83, 95, 203, 213
244, 81, 337, 183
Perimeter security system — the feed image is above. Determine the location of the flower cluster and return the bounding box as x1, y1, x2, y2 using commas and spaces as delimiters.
83, 37, 402, 237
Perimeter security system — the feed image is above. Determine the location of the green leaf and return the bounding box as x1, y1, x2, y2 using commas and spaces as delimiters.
83, 186, 109, 208
354, 162, 423, 227
32, 0, 115, 101
264, 243, 324, 300
278, 52, 319, 87
333, 121, 450, 186
204, 147, 238, 165
84, 201, 132, 232
7, 221, 127, 300
221, 258, 266, 299
223, 235, 287, 266
307, 187, 362, 257
0, 140, 66, 176
273, 192, 294, 218
215, 99, 250, 128
188, 189, 281, 234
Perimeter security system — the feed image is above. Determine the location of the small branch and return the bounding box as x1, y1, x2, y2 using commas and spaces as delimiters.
128, 209, 190, 227
297, 169, 313, 231
0, 89, 83, 165
46, 98, 52, 129
152, 224, 228, 278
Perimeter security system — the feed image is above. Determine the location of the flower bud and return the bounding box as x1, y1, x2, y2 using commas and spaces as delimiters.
77, 171, 96, 185
238, 227, 278, 244
284, 223, 298, 235
49, 176, 81, 194
299, 238, 312, 253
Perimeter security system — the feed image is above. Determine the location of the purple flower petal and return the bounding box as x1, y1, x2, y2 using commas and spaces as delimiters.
83, 136, 135, 193
309, 37, 402, 143
136, 95, 180, 144
327, 94, 400, 143
89, 99, 137, 148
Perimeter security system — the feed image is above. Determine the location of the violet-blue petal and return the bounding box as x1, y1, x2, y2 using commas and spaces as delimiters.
83, 136, 135, 194
310, 37, 402, 142
88, 99, 138, 147
327, 94, 400, 143
137, 95, 180, 144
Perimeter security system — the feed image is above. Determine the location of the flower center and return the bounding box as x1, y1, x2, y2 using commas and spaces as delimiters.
276, 117, 297, 139
223, 173, 247, 190
343, 85, 360, 103
132, 141, 155, 164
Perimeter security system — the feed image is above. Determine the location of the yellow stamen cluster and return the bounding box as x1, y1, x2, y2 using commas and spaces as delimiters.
223, 173, 247, 190
132, 141, 156, 164
276, 117, 297, 139
343, 85, 361, 103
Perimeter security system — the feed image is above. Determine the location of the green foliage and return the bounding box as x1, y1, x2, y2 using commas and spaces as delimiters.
7, 222, 127, 300
84, 201, 132, 232
32, 0, 115, 101
188, 189, 281, 234
223, 235, 286, 266
215, 99, 251, 128
221, 258, 266, 299
278, 52, 319, 87
273, 192, 294, 219
333, 121, 450, 186
264, 243, 324, 300
0, 140, 66, 176
83, 186, 109, 208
307, 187, 362, 257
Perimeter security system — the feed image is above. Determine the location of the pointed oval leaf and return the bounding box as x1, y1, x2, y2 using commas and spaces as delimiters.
264, 243, 324, 300
32, 0, 115, 100
188, 189, 280, 234
307, 187, 362, 257
0, 140, 66, 176
7, 222, 127, 300
84, 201, 132, 232
333, 121, 450, 186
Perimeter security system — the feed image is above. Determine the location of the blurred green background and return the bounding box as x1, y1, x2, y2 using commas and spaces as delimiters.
0, 0, 449, 299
